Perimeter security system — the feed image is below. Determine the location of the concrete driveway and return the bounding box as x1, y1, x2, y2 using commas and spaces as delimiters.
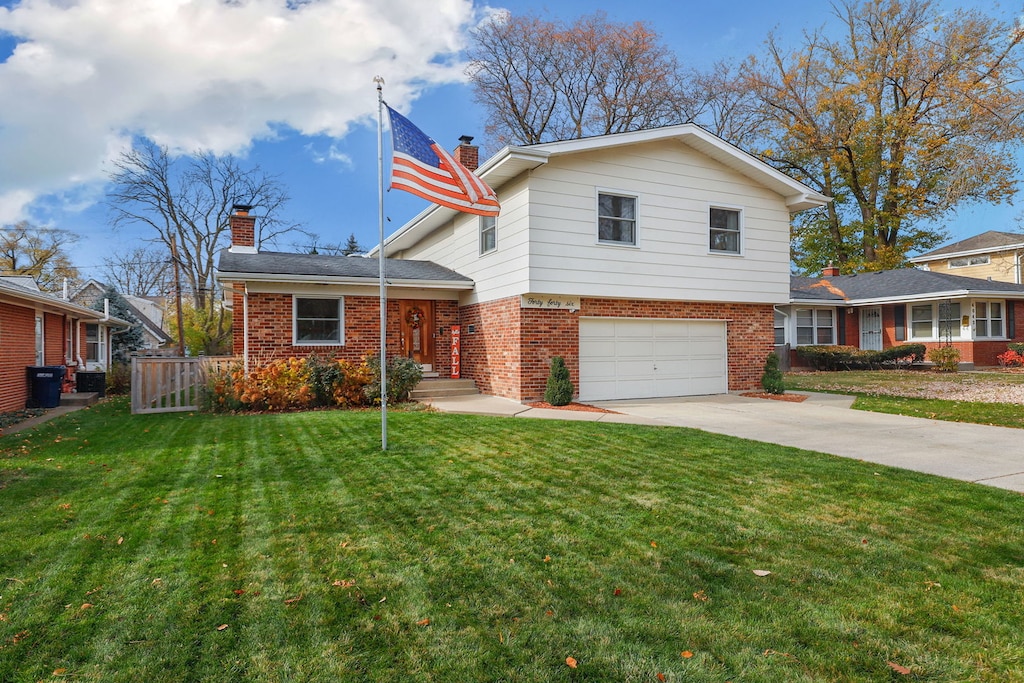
595, 393, 1024, 493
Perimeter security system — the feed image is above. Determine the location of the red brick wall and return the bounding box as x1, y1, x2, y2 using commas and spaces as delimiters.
461, 296, 773, 402
0, 303, 38, 412
44, 313, 65, 366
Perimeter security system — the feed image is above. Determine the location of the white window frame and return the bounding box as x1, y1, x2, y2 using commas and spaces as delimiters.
709, 204, 743, 255
910, 302, 964, 340
794, 308, 835, 346
949, 255, 990, 268
773, 310, 787, 346
974, 300, 1005, 339
293, 296, 344, 346
596, 190, 638, 247
479, 215, 497, 255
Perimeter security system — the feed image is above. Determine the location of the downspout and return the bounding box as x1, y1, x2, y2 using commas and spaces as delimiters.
243, 284, 250, 374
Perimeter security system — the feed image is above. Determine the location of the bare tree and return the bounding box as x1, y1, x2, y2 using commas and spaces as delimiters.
107, 140, 304, 349
0, 222, 80, 293
467, 11, 691, 146
101, 245, 171, 297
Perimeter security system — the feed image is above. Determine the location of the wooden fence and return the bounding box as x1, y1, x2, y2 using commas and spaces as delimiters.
131, 356, 238, 414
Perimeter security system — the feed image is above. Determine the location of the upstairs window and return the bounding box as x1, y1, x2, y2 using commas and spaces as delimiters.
597, 192, 637, 246
294, 297, 343, 345
709, 207, 741, 254
949, 255, 990, 268
480, 215, 496, 255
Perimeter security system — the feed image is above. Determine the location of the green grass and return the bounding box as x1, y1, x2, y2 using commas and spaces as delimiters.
1, 398, 1022, 682
785, 370, 1024, 428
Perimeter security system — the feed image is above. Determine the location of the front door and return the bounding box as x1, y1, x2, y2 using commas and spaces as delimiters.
399, 300, 435, 371
860, 307, 882, 351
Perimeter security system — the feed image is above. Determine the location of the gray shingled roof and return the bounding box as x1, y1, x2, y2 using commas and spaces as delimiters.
792, 268, 1024, 303
217, 250, 473, 284
912, 230, 1024, 259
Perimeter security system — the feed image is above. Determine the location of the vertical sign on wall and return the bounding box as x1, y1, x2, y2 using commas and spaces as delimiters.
450, 325, 461, 378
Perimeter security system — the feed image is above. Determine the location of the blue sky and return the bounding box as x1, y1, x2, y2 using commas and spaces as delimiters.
0, 0, 1017, 279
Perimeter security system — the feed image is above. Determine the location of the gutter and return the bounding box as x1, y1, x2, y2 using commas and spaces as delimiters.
214, 271, 474, 291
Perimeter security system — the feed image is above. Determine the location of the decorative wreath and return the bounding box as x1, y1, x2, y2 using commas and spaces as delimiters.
405, 306, 425, 329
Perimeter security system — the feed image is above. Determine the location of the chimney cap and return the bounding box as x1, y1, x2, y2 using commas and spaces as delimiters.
232, 203, 253, 215
458, 135, 474, 146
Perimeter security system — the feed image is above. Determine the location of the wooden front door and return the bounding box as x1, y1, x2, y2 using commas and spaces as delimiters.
399, 300, 435, 371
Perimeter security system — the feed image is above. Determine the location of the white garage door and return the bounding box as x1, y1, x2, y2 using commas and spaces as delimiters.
579, 318, 728, 401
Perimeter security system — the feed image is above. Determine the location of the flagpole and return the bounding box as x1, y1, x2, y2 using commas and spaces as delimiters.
375, 76, 388, 451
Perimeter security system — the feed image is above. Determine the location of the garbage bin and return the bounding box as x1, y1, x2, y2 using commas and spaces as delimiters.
76, 371, 106, 398
26, 366, 65, 409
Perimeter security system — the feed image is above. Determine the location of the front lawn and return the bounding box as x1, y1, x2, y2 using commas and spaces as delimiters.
1, 399, 1022, 682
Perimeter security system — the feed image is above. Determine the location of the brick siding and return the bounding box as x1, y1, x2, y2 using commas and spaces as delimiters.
0, 303, 39, 412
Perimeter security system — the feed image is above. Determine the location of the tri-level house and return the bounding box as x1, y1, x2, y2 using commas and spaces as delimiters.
217, 124, 828, 402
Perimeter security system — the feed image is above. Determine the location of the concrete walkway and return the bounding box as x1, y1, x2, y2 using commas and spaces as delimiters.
423, 392, 1024, 493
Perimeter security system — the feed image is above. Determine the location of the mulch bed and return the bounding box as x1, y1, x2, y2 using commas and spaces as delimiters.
526, 402, 621, 413
740, 392, 808, 403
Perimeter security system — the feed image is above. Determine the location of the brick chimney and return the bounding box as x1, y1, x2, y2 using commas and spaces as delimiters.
453, 135, 479, 171
821, 261, 840, 277
229, 204, 257, 254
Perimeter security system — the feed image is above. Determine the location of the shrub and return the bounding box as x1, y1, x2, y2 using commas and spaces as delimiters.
1008, 342, 1024, 355
545, 356, 574, 406
795, 344, 925, 371
364, 355, 423, 404
105, 362, 132, 395
760, 352, 785, 394
203, 356, 374, 412
927, 346, 961, 372
997, 349, 1023, 368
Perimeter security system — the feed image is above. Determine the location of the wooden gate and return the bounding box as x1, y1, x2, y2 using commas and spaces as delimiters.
131, 357, 236, 414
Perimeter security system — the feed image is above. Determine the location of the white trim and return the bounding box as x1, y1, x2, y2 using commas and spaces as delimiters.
479, 214, 497, 256
973, 299, 1007, 340
793, 307, 836, 346
708, 203, 744, 256
910, 243, 1024, 263
595, 188, 640, 248
292, 295, 345, 347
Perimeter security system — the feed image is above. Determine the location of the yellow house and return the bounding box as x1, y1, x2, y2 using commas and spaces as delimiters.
910, 231, 1024, 284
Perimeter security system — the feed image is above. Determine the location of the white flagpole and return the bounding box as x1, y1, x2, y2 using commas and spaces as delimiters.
375, 76, 388, 451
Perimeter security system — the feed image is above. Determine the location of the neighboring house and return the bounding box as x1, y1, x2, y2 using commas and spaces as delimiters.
779, 265, 1024, 369
218, 124, 828, 402
0, 276, 129, 412
72, 280, 173, 353
909, 230, 1024, 284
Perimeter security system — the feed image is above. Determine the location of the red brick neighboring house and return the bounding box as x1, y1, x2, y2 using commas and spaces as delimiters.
0, 277, 129, 412
781, 266, 1024, 368
218, 124, 828, 402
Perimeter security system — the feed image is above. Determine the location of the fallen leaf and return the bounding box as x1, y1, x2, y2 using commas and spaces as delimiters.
545, 610, 554, 617
217, 624, 229, 631
657, 674, 666, 682
651, 541, 658, 548
613, 588, 622, 596
284, 595, 303, 605
681, 650, 694, 659
379, 596, 387, 603
151, 578, 162, 586
693, 590, 709, 602
332, 579, 356, 588
80, 603, 93, 610
53, 668, 67, 675
416, 618, 430, 626
887, 661, 911, 675
117, 537, 124, 545
233, 589, 246, 596
752, 570, 771, 577
543, 555, 551, 563
565, 656, 578, 669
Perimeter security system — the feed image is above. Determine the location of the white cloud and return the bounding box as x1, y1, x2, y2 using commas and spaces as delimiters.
305, 142, 353, 168
0, 0, 476, 221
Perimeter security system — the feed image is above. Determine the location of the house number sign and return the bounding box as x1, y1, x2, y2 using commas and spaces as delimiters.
520, 294, 580, 311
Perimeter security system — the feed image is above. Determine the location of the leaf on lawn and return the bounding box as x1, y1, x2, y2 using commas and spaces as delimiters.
681, 650, 694, 659
53, 668, 67, 675
565, 656, 578, 669
650, 541, 658, 548
613, 588, 622, 596
332, 579, 356, 588
379, 596, 387, 603
284, 595, 303, 605
233, 589, 246, 596
117, 537, 124, 545
693, 590, 709, 602
543, 555, 551, 563
887, 661, 911, 675
416, 618, 430, 626
752, 569, 772, 577
80, 603, 93, 610
217, 624, 229, 631
151, 578, 162, 586
657, 674, 666, 682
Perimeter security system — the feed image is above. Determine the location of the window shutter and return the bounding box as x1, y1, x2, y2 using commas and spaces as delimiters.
1008, 301, 1016, 339
837, 308, 846, 345
894, 305, 906, 342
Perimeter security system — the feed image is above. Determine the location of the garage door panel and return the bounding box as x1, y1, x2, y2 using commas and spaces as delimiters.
579, 318, 728, 401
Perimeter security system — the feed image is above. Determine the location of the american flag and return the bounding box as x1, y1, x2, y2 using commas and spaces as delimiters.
386, 105, 500, 217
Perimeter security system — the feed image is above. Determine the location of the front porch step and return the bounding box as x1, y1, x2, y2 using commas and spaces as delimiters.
410, 378, 479, 399
61, 392, 100, 407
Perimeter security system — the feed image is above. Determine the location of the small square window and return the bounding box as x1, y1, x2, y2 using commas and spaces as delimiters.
597, 192, 636, 245
710, 207, 741, 254
480, 215, 496, 255
294, 297, 343, 345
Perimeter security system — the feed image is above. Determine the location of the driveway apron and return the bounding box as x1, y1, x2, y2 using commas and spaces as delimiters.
596, 394, 1024, 493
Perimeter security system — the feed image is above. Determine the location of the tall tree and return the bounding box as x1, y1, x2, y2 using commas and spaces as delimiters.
101, 245, 171, 297
467, 11, 688, 146
738, 0, 1024, 273
0, 222, 80, 293
107, 140, 302, 347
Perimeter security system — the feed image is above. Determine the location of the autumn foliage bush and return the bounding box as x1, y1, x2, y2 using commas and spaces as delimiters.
997, 348, 1024, 368
204, 355, 374, 412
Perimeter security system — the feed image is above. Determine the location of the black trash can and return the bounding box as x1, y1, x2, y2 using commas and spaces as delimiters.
26, 366, 65, 409
76, 371, 106, 398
